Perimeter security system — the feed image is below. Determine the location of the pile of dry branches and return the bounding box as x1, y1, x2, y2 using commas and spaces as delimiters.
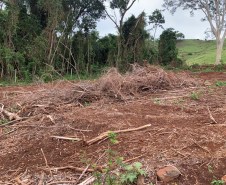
69, 64, 197, 103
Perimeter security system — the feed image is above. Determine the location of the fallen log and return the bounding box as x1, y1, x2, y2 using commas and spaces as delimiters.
86, 124, 151, 145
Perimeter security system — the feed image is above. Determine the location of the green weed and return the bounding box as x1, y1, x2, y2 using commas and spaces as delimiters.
189, 93, 198, 100
91, 132, 147, 185
208, 90, 213, 93
155, 99, 161, 104
215, 80, 226, 87
216, 64, 224, 71
0, 119, 9, 125
173, 99, 179, 104
120, 162, 146, 184
208, 166, 225, 185
211, 179, 225, 185
179, 99, 185, 102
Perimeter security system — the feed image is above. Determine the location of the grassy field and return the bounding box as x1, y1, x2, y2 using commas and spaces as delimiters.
177, 39, 226, 65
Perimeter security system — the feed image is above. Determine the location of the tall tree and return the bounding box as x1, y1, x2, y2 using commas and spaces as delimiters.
176, 31, 185, 41
159, 28, 178, 65
163, 0, 226, 65
122, 13, 149, 65
148, 9, 165, 49
104, 0, 137, 69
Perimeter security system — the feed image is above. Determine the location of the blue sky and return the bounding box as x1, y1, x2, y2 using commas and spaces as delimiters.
96, 0, 210, 39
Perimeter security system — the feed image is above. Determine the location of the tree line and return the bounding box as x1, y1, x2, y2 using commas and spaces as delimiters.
1, 0, 224, 82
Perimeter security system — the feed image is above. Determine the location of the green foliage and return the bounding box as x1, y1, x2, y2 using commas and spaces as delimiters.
0, 119, 9, 125
189, 93, 198, 100
120, 13, 149, 68
92, 132, 147, 185
149, 9, 165, 28
215, 80, 226, 87
0, 0, 106, 82
209, 90, 213, 93
211, 179, 225, 185
108, 131, 118, 146
216, 64, 224, 71
120, 162, 146, 184
95, 34, 118, 66
208, 165, 213, 174
158, 28, 178, 65
208, 166, 225, 185
176, 32, 185, 40
188, 52, 193, 55
155, 99, 161, 103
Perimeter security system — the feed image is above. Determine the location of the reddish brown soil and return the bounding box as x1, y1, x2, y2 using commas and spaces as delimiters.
0, 71, 226, 185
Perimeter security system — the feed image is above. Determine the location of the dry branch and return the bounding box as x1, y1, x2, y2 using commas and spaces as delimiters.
41, 148, 52, 177
0, 107, 21, 121
50, 136, 81, 141
14, 177, 27, 185
207, 106, 218, 124
48, 181, 77, 185
14, 177, 34, 185
86, 124, 151, 145
67, 64, 197, 104
38, 172, 45, 185
76, 164, 91, 184
78, 176, 95, 185
0, 117, 28, 127
193, 139, 213, 157
123, 155, 143, 163
68, 125, 92, 132
208, 124, 226, 127
47, 166, 94, 172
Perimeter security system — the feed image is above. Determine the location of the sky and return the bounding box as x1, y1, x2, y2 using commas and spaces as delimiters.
96, 0, 211, 40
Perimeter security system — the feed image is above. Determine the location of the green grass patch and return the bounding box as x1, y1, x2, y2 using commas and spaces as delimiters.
177, 39, 226, 66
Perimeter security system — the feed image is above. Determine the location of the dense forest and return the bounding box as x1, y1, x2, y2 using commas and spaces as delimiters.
0, 0, 183, 82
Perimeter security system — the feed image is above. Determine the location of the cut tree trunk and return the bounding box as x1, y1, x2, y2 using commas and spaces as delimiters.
215, 40, 223, 65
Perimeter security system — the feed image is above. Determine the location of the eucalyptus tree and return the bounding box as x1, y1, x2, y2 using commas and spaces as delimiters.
103, 0, 137, 69
148, 9, 165, 48
163, 0, 226, 65
122, 13, 149, 65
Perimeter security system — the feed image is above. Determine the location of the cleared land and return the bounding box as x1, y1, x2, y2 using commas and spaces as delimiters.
0, 65, 226, 184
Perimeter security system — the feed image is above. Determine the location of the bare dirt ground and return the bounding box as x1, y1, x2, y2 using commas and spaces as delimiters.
0, 66, 226, 185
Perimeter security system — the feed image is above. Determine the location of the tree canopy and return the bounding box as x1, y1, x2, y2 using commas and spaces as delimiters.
159, 28, 178, 65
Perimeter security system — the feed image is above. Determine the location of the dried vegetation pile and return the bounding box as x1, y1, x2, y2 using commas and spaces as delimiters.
69, 64, 197, 103
0, 64, 197, 121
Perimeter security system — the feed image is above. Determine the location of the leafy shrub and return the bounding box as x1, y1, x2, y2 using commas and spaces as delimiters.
188, 52, 193, 55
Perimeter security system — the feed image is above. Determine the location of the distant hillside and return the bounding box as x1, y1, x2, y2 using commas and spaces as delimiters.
177, 39, 226, 65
